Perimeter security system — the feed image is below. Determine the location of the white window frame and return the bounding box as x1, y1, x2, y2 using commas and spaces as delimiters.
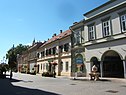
120, 14, 126, 32
88, 25, 96, 40
102, 20, 111, 37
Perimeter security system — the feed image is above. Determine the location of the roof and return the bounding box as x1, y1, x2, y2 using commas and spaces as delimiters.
69, 19, 84, 29
28, 42, 43, 51
84, 0, 116, 16
41, 30, 71, 47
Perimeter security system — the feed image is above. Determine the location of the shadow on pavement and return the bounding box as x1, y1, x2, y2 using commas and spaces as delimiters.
0, 78, 60, 95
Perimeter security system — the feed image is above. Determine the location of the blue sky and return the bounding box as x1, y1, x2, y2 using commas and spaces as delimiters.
0, 0, 108, 62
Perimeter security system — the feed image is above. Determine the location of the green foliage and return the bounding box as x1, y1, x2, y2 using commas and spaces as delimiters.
6, 44, 29, 70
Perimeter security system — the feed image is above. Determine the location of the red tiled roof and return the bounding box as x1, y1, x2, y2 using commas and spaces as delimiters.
41, 30, 71, 47
28, 42, 43, 51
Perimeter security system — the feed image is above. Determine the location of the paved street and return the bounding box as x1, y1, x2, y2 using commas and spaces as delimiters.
0, 72, 126, 95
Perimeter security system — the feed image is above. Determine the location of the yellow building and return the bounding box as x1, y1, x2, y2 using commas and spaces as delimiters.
37, 30, 72, 77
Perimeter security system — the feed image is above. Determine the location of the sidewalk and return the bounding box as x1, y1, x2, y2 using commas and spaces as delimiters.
20, 72, 126, 83
69, 76, 126, 83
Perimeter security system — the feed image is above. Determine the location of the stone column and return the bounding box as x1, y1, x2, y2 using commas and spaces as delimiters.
100, 61, 103, 78
123, 60, 126, 78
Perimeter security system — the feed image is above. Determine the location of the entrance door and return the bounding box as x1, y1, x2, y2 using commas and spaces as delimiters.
102, 51, 124, 78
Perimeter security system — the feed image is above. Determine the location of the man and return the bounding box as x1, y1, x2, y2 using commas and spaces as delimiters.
10, 70, 13, 80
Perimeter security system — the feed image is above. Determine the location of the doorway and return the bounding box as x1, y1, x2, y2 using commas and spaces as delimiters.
102, 50, 124, 78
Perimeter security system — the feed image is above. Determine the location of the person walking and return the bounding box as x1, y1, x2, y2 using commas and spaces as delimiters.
10, 70, 13, 80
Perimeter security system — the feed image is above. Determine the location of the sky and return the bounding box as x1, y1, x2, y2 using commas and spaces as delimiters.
0, 0, 108, 63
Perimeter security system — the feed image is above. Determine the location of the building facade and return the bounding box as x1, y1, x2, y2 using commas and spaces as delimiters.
17, 41, 43, 74
70, 21, 86, 77
37, 30, 72, 76
83, 0, 126, 78
27, 41, 42, 74
17, 51, 28, 73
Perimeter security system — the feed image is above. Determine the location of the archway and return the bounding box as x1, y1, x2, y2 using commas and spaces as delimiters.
75, 54, 84, 72
90, 57, 100, 73
101, 50, 124, 78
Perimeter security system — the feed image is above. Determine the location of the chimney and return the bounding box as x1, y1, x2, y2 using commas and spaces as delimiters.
54, 33, 56, 36
73, 22, 78, 25
60, 30, 62, 33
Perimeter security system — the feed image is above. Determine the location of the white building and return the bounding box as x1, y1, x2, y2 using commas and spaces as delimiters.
84, 0, 126, 78
37, 30, 72, 76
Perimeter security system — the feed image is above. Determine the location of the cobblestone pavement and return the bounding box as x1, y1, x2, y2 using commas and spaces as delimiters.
1, 72, 126, 95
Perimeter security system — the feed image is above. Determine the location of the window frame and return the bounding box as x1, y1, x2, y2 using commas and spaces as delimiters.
101, 17, 112, 37
88, 24, 96, 41
120, 14, 126, 32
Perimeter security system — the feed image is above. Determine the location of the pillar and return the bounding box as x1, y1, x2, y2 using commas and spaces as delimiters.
123, 60, 126, 78
100, 61, 103, 78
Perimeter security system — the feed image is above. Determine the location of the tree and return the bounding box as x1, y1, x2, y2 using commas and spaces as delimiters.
6, 44, 29, 71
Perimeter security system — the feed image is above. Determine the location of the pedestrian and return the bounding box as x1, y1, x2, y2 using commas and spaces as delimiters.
10, 70, 13, 80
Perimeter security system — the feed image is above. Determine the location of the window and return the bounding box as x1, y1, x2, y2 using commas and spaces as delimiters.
120, 14, 126, 32
37, 53, 40, 58
46, 49, 48, 56
41, 64, 42, 70
64, 43, 69, 52
41, 52, 43, 58
52, 47, 56, 55
41, 51, 44, 58
43, 51, 45, 57
60, 62, 63, 71
49, 48, 51, 55
66, 62, 69, 72
88, 25, 96, 40
73, 29, 81, 45
102, 20, 111, 37
59, 45, 63, 53
43, 64, 45, 70
46, 63, 49, 71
